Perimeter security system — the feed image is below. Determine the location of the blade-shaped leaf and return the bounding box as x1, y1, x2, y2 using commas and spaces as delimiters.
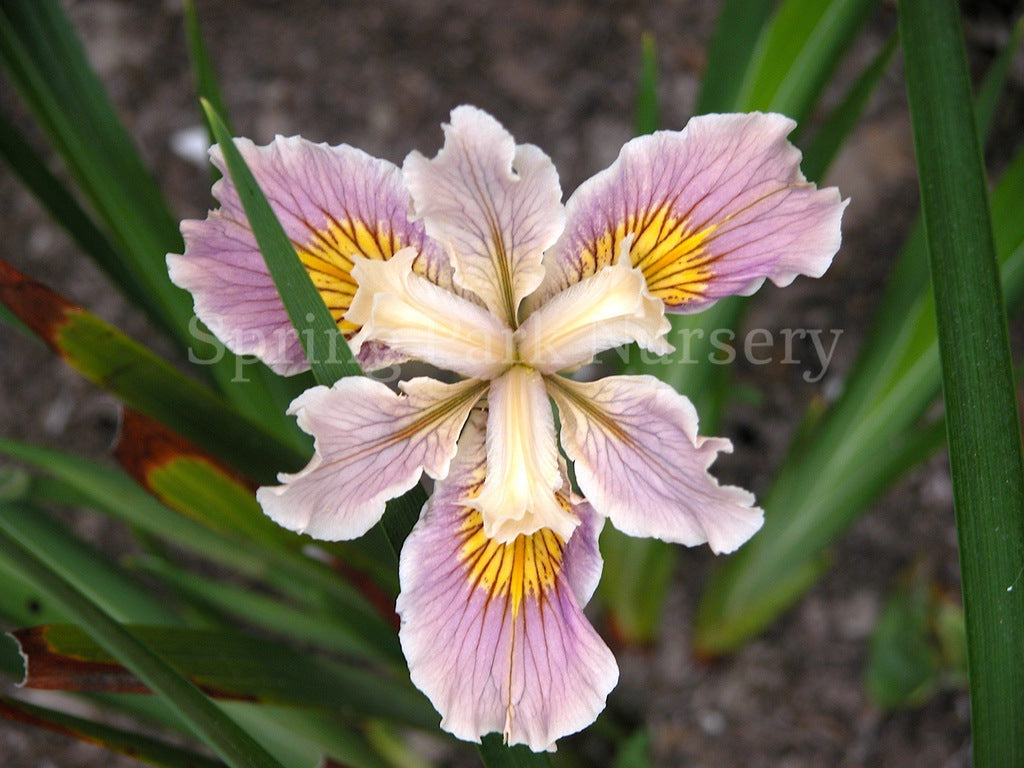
644, 0, 881, 412
800, 32, 899, 182
131, 556, 383, 659
899, 2, 1024, 764
736, 0, 881, 124
113, 408, 402, 658
0, 501, 180, 625
13, 624, 436, 731
201, 100, 428, 556
0, 259, 306, 481
696, 0, 776, 114
694, 38, 1024, 654
0, 0, 297, 427
0, 438, 287, 580
114, 408, 392, 601
635, 33, 659, 135
478, 734, 553, 768
201, 100, 358, 386
0, 530, 290, 768
184, 0, 234, 140
114, 409, 289, 547
0, 695, 225, 768
0, 110, 148, 311
0, 435, 402, 661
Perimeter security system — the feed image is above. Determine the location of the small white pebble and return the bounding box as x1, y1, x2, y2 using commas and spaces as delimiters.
697, 709, 726, 735
170, 125, 212, 168
43, 392, 76, 435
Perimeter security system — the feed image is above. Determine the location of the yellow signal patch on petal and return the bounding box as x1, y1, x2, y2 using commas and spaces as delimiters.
458, 507, 565, 616
295, 219, 402, 334
577, 206, 717, 308
298, 219, 456, 335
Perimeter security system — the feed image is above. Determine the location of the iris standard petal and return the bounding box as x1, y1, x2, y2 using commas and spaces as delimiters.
168, 136, 448, 374
516, 246, 670, 374
403, 106, 565, 326
548, 374, 763, 554
397, 415, 617, 752
347, 249, 514, 380
540, 112, 847, 312
472, 366, 574, 542
257, 376, 485, 540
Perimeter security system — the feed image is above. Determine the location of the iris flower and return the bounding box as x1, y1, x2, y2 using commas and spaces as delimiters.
169, 106, 845, 751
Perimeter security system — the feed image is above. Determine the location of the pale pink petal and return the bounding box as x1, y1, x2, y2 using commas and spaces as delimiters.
403, 106, 565, 325
516, 247, 670, 374
548, 375, 763, 554
257, 376, 485, 540
473, 367, 574, 543
168, 136, 449, 375
540, 113, 847, 312
397, 415, 617, 752
346, 249, 514, 380
562, 493, 605, 607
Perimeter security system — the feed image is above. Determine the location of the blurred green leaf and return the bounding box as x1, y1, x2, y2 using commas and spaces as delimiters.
133, 556, 384, 660
0, 110, 149, 309
696, 0, 776, 114
865, 568, 940, 709
0, 0, 182, 283
184, 0, 234, 140
0, 553, 66, 629
664, 0, 880, 400
0, 260, 306, 481
114, 409, 293, 548
222, 705, 391, 768
899, 1, 1024, 763
0, 529, 290, 768
694, 46, 1024, 655
800, 33, 898, 181
0, 436, 402, 661
0, 0, 296, 427
974, 17, 1024, 149
934, 599, 968, 680
478, 734, 552, 768
608, 0, 882, 645
0, 694, 225, 768
866, 568, 969, 710
613, 731, 653, 768
0, 437, 286, 580
0, 501, 180, 625
598, 531, 674, 643
737, 0, 881, 124
14, 623, 436, 731
636, 33, 659, 135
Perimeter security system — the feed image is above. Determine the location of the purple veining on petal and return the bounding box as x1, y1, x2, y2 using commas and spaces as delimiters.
541, 112, 846, 313
397, 414, 617, 751
257, 376, 484, 540
168, 136, 448, 374
403, 106, 565, 325
549, 374, 763, 554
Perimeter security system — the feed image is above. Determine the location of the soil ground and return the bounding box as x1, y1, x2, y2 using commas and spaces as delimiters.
1, 1, 1022, 766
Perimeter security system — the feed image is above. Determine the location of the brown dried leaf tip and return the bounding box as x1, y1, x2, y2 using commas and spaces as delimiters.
114, 408, 256, 493
0, 259, 79, 352
11, 625, 147, 694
